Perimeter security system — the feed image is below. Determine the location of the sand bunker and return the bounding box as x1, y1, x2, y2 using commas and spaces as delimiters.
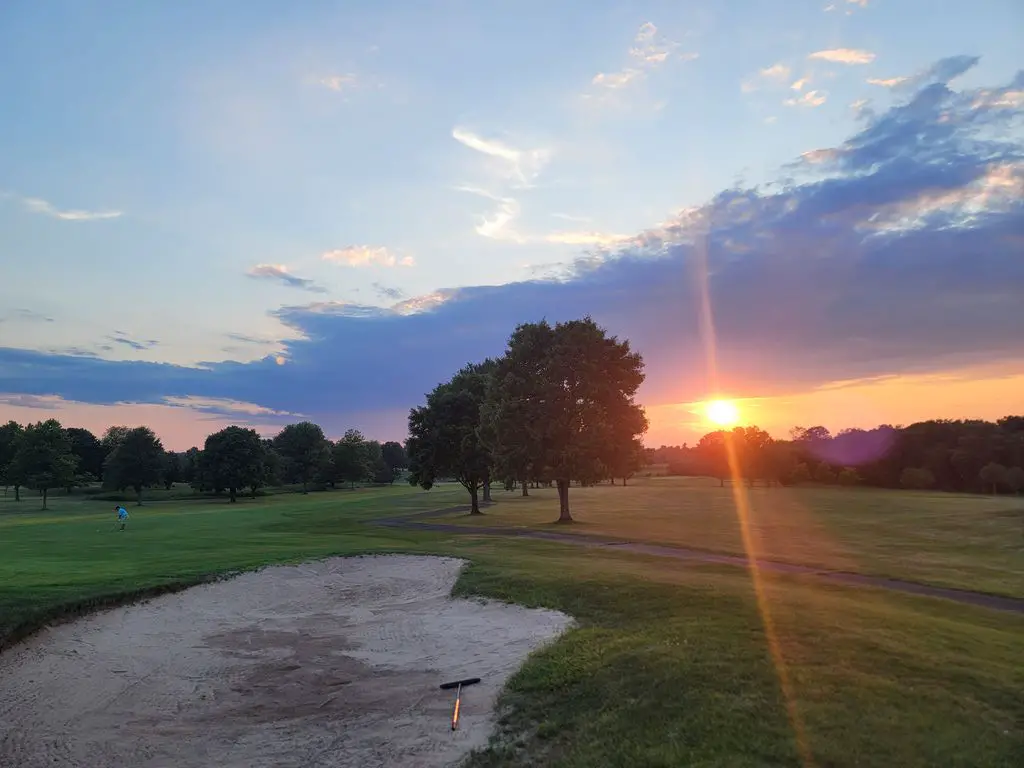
0, 555, 572, 767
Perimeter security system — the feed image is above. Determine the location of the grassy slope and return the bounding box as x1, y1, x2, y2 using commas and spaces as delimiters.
1, 486, 1023, 767
442, 478, 1024, 597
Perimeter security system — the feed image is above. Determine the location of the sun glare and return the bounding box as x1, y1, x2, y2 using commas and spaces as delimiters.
705, 399, 740, 427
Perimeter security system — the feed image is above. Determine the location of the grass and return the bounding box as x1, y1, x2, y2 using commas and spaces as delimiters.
1, 484, 1023, 766
441, 477, 1024, 597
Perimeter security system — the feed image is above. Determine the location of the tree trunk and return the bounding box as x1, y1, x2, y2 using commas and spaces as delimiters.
135, 485, 143, 506
229, 486, 237, 503
302, 479, 308, 495
520, 476, 529, 497
556, 479, 572, 523
14, 485, 20, 501
469, 485, 481, 515
719, 477, 725, 488
41, 488, 48, 510
623, 477, 628, 486
482, 481, 492, 503
251, 485, 258, 498
610, 478, 616, 485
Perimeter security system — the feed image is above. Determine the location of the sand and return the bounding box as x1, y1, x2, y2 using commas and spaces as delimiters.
0, 555, 573, 768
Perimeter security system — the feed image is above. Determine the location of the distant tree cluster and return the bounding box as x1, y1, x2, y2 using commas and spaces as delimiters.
0, 417, 408, 509
405, 317, 648, 521
648, 417, 1024, 495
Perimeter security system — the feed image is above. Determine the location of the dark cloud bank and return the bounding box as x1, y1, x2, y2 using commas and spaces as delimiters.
2, 57, 1022, 434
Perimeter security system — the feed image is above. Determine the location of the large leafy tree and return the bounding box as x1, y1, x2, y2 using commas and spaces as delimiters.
7, 419, 79, 510
273, 421, 332, 493
66, 427, 104, 481
202, 426, 266, 502
487, 318, 647, 522
104, 426, 165, 505
0, 420, 25, 500
407, 360, 496, 514
333, 429, 371, 489
380, 441, 408, 483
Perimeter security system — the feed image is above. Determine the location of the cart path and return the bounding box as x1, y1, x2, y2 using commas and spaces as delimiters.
371, 504, 1024, 615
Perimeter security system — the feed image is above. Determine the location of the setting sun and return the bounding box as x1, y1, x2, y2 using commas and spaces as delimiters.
705, 399, 740, 427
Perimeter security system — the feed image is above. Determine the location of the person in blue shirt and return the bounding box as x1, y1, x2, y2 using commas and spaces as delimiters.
115, 505, 128, 531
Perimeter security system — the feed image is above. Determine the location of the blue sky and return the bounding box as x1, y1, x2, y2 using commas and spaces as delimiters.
1, 0, 1022, 449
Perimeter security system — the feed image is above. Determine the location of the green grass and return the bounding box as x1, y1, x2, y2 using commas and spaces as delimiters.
1, 484, 1023, 767
442, 477, 1024, 597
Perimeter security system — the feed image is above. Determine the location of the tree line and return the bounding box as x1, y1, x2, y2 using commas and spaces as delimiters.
0, 419, 408, 509
405, 317, 648, 521
647, 417, 1024, 494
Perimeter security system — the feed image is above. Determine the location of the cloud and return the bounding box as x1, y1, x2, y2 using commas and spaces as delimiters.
318, 74, 358, 92
785, 90, 828, 107
1, 59, 1021, 437
791, 77, 810, 91
322, 246, 414, 268
867, 76, 908, 88
741, 63, 792, 93
2, 308, 55, 324
372, 283, 405, 301
246, 264, 328, 293
20, 196, 122, 221
809, 48, 876, 65
106, 331, 159, 352
0, 394, 62, 410
451, 128, 551, 187
587, 22, 696, 100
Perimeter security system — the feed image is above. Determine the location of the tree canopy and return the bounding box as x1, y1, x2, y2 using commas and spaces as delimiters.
201, 426, 266, 502
7, 420, 78, 509
273, 421, 332, 493
104, 426, 165, 505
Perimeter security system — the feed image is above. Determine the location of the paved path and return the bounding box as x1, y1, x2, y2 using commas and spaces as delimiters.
371, 505, 1024, 615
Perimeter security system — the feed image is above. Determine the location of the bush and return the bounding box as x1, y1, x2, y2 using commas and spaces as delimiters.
838, 468, 862, 486
900, 467, 935, 490
814, 463, 837, 484
788, 463, 811, 484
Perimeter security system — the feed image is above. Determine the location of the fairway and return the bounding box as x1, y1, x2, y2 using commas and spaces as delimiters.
442, 477, 1024, 598
2, 485, 1023, 767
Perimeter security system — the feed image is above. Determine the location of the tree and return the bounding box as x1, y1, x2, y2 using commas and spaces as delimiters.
900, 467, 935, 490
693, 431, 729, 487
1005, 466, 1024, 496
407, 360, 496, 514
181, 447, 201, 485
380, 441, 408, 483
7, 420, 78, 510
258, 439, 281, 494
0, 421, 25, 501
66, 427, 104, 482
333, 429, 372, 489
273, 421, 332, 493
487, 318, 647, 522
732, 426, 774, 487
162, 451, 182, 490
788, 462, 812, 485
202, 426, 266, 502
364, 440, 394, 484
605, 437, 645, 486
104, 426, 165, 505
979, 462, 1008, 495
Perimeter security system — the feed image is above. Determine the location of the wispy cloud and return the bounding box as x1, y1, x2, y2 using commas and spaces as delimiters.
246, 264, 328, 293
106, 331, 159, 351
322, 246, 414, 268
791, 77, 810, 91
785, 90, 828, 107
741, 63, 792, 93
809, 48, 876, 65
372, 283, 405, 301
21, 196, 122, 221
552, 212, 592, 224
451, 128, 551, 187
1, 308, 55, 324
318, 74, 358, 92
0, 394, 62, 410
586, 22, 696, 101
867, 76, 908, 88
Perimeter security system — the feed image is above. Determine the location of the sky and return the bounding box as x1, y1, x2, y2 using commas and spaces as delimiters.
1, 0, 1022, 450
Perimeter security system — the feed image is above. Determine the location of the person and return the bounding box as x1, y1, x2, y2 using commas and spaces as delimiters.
115, 505, 128, 531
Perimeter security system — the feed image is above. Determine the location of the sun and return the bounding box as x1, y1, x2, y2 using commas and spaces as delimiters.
705, 399, 740, 427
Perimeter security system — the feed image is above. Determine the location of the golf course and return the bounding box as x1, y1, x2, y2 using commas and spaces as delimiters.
2, 479, 1022, 767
